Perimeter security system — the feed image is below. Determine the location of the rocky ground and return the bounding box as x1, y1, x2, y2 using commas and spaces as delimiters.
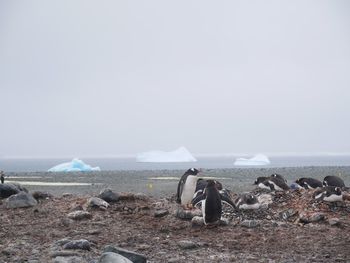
1, 186, 350, 263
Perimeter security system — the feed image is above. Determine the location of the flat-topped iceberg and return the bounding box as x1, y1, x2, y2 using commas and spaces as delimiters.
136, 147, 197, 163
48, 158, 101, 172
234, 154, 270, 166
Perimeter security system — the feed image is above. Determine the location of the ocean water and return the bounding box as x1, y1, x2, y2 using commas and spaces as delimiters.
1, 155, 350, 172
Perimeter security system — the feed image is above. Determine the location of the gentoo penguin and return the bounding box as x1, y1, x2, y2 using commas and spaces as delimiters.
235, 193, 260, 210
259, 177, 290, 191
176, 168, 200, 208
254, 177, 268, 185
192, 180, 235, 225
193, 179, 223, 199
323, 176, 345, 188
295, 178, 323, 189
0, 172, 4, 184
270, 173, 287, 183
314, 186, 343, 202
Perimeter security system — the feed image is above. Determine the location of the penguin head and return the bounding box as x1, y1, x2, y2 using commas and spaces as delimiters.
334, 187, 342, 195
206, 180, 216, 187
185, 168, 200, 176
254, 177, 267, 185
271, 173, 287, 183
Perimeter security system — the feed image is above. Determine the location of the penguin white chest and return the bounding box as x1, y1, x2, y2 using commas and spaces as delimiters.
181, 175, 197, 206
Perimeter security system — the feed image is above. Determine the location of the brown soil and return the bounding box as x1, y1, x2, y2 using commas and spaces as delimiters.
1, 190, 350, 263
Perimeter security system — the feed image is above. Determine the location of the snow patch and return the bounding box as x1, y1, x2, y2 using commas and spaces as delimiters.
136, 147, 197, 163
234, 154, 270, 166
48, 158, 101, 172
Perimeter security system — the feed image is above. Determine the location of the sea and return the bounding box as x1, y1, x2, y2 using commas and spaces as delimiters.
1, 155, 350, 172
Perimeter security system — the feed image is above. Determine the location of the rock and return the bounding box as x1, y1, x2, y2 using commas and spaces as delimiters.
98, 252, 132, 263
98, 189, 120, 203
32, 191, 53, 200
134, 193, 149, 201
219, 217, 230, 226
55, 239, 71, 246
191, 216, 204, 227
177, 240, 198, 249
240, 220, 260, 228
299, 212, 325, 224
53, 256, 85, 263
50, 251, 80, 258
0, 183, 24, 198
5, 191, 38, 208
154, 209, 169, 218
174, 208, 202, 220
87, 197, 110, 210
63, 239, 91, 250
280, 209, 297, 220
67, 211, 92, 220
328, 218, 341, 226
103, 245, 147, 263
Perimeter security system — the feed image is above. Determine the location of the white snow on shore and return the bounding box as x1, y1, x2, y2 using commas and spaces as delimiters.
234, 154, 271, 166
48, 158, 101, 172
136, 147, 197, 163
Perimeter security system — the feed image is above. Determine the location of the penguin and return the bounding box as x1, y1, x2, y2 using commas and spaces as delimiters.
176, 168, 200, 208
0, 173, 4, 184
323, 176, 345, 188
193, 179, 223, 199
192, 180, 235, 225
235, 193, 260, 210
295, 178, 323, 189
270, 173, 287, 183
314, 186, 343, 202
254, 177, 268, 185
259, 177, 290, 191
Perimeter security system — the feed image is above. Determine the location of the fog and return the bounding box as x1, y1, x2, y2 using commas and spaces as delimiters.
1, 0, 350, 157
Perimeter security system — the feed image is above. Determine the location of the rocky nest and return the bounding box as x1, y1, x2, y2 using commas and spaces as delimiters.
0, 188, 350, 262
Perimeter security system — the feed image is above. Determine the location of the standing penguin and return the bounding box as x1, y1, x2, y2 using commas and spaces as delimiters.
323, 176, 345, 188
295, 178, 323, 189
176, 168, 200, 208
192, 180, 235, 225
0, 171, 4, 184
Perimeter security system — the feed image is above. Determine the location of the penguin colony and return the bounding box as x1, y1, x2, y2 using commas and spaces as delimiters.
176, 168, 347, 225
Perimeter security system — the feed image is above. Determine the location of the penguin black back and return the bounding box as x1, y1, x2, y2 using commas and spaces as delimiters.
323, 176, 345, 188
204, 180, 222, 224
295, 178, 323, 189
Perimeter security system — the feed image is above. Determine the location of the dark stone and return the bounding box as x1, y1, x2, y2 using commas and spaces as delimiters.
5, 191, 38, 208
154, 209, 169, 218
177, 240, 198, 249
32, 191, 53, 200
63, 239, 91, 250
103, 245, 147, 263
0, 183, 21, 198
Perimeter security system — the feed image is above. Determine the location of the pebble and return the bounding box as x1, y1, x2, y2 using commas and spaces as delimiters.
240, 220, 260, 228
63, 239, 91, 250
328, 218, 341, 226
87, 197, 110, 210
67, 211, 92, 220
53, 256, 85, 263
177, 240, 198, 249
154, 209, 169, 218
174, 208, 202, 219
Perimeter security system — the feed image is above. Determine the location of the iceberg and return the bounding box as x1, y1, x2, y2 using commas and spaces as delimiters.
234, 154, 270, 166
48, 158, 101, 172
136, 147, 197, 163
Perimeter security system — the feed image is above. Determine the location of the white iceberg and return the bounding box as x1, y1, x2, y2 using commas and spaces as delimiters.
234, 154, 270, 166
136, 147, 197, 163
48, 158, 101, 172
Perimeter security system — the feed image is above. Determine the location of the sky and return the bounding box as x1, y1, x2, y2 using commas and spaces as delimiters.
0, 0, 350, 158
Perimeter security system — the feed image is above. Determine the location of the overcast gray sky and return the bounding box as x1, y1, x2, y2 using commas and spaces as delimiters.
1, 0, 350, 158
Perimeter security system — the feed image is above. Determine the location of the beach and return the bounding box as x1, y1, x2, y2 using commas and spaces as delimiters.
1, 166, 350, 262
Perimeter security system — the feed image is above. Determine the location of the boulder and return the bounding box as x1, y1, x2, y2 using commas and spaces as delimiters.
63, 239, 91, 250
87, 197, 109, 210
103, 246, 147, 263
5, 192, 37, 208
0, 183, 25, 198
67, 211, 92, 220
99, 252, 132, 263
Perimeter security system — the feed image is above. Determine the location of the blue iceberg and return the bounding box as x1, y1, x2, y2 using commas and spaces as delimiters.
48, 158, 101, 172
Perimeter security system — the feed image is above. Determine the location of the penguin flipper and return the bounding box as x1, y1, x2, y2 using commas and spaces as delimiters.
219, 190, 236, 210
192, 192, 206, 207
